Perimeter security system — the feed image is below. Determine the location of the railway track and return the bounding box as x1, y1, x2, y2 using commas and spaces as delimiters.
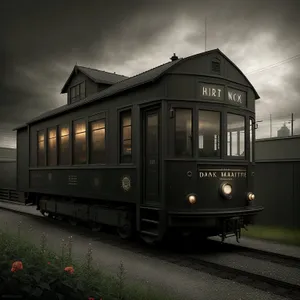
1, 203, 300, 300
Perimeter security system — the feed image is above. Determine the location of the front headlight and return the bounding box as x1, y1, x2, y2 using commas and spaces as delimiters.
221, 183, 232, 196
187, 194, 197, 204
247, 192, 255, 201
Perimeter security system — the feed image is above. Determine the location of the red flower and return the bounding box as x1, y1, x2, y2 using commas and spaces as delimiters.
64, 266, 74, 274
11, 261, 23, 272
47, 262, 51, 265
88, 298, 95, 300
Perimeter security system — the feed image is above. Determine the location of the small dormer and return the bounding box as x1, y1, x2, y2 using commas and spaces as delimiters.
61, 65, 128, 105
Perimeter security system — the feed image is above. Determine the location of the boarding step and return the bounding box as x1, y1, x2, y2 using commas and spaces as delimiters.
140, 230, 159, 237
141, 218, 159, 224
140, 206, 160, 211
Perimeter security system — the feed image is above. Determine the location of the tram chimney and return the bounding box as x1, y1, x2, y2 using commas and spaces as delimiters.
170, 53, 178, 61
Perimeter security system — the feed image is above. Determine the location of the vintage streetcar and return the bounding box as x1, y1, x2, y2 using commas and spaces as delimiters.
14, 49, 263, 244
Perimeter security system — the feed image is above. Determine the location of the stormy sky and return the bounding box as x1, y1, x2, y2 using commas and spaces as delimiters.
0, 0, 299, 147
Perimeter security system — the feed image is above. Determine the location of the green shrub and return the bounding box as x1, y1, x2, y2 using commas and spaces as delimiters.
0, 224, 175, 300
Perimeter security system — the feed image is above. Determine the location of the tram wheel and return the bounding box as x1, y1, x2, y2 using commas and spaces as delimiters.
117, 221, 133, 240
89, 221, 103, 232
68, 218, 78, 226
140, 234, 157, 246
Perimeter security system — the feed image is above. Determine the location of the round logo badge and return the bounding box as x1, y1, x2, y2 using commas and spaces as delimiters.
121, 176, 131, 192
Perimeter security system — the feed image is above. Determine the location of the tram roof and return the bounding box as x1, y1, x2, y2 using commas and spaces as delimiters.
14, 48, 259, 130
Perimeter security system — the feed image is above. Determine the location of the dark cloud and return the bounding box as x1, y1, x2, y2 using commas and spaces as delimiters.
0, 0, 299, 146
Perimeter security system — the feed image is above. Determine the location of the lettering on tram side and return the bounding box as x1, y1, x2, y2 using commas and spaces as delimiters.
199, 84, 246, 107
200, 84, 224, 100
227, 88, 246, 107
198, 169, 247, 180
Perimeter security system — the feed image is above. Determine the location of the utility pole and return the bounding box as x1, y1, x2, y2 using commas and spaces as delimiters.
270, 114, 272, 138
205, 17, 207, 51
291, 113, 294, 136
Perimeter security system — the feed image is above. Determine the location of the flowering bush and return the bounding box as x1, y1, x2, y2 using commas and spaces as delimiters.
0, 222, 175, 300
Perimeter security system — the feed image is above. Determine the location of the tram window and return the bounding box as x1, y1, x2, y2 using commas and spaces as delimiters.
37, 130, 45, 166
58, 125, 70, 165
250, 118, 254, 162
73, 119, 86, 164
227, 114, 245, 157
198, 110, 220, 157
120, 110, 132, 163
175, 109, 192, 157
47, 128, 57, 166
89, 119, 106, 164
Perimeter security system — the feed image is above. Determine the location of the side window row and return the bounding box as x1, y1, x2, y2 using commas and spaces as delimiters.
37, 110, 132, 167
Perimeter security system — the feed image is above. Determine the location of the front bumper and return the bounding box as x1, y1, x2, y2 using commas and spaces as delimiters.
167, 206, 264, 228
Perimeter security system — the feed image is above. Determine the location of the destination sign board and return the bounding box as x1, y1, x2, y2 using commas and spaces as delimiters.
227, 88, 246, 107
200, 84, 246, 107
198, 168, 247, 180
200, 84, 224, 101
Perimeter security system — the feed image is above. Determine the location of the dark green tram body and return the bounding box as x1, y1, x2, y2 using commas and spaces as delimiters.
15, 49, 263, 243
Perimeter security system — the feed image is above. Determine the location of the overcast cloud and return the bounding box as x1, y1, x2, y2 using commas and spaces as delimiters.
0, 0, 299, 147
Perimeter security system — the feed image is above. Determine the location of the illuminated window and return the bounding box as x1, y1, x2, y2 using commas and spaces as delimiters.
58, 125, 70, 165
198, 110, 220, 158
70, 82, 85, 103
120, 110, 132, 163
175, 109, 192, 157
89, 119, 106, 164
37, 130, 45, 166
227, 113, 245, 157
73, 120, 86, 164
47, 128, 57, 166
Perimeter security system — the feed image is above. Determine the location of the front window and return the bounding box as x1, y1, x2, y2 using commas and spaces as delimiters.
227, 113, 245, 157
175, 109, 192, 157
198, 110, 220, 158
250, 118, 254, 162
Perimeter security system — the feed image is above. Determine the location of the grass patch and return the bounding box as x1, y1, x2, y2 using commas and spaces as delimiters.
0, 222, 177, 300
242, 225, 300, 247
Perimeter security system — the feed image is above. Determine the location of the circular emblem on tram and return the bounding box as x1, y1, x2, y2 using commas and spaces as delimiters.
121, 175, 131, 192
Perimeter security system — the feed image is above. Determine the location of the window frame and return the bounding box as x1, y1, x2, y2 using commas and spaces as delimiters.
37, 130, 46, 167
58, 124, 70, 166
47, 127, 57, 166
173, 107, 193, 158
72, 118, 87, 165
69, 81, 86, 103
119, 109, 132, 164
249, 117, 255, 164
197, 109, 222, 159
226, 112, 246, 159
88, 117, 106, 164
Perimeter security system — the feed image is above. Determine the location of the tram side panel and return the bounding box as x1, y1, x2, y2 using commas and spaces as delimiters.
16, 127, 29, 195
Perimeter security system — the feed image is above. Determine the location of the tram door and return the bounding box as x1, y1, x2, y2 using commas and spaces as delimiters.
142, 107, 160, 206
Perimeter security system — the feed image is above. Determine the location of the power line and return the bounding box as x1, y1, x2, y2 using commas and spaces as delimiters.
246, 53, 300, 75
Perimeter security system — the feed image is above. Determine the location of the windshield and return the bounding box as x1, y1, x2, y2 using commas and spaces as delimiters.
198, 110, 220, 158
227, 113, 245, 158
174, 108, 193, 157
173, 107, 247, 159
